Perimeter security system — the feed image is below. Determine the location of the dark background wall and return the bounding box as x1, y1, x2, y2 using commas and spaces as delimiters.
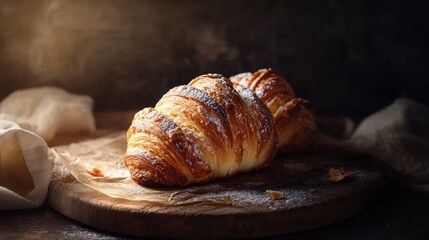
0, 0, 428, 118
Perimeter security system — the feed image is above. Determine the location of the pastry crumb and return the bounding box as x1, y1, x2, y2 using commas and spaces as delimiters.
266, 190, 285, 200
329, 168, 352, 182
87, 167, 104, 177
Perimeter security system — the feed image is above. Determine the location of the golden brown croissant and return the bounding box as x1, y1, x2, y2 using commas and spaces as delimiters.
125, 74, 277, 187
230, 68, 319, 152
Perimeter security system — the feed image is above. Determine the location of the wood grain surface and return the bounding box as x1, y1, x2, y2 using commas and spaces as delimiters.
47, 145, 384, 239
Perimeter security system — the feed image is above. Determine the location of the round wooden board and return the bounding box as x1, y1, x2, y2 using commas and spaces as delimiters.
48, 148, 384, 239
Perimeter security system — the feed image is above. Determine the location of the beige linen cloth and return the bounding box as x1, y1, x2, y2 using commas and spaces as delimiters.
0, 87, 95, 142
0, 87, 95, 210
0, 120, 53, 210
346, 98, 429, 192
319, 98, 429, 192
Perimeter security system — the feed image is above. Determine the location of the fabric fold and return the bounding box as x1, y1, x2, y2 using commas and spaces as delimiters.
0, 120, 54, 210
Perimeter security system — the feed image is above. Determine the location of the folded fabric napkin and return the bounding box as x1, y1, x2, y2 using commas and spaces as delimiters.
0, 86, 96, 142
0, 120, 53, 210
345, 98, 429, 193
320, 98, 429, 193
0, 87, 96, 210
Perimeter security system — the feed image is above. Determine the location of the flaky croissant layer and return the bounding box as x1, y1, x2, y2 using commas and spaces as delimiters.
125, 74, 277, 187
230, 68, 319, 152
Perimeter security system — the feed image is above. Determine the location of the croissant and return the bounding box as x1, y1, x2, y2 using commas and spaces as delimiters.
230, 68, 319, 152
125, 74, 277, 187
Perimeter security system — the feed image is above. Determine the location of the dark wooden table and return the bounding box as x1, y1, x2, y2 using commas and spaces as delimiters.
0, 180, 428, 240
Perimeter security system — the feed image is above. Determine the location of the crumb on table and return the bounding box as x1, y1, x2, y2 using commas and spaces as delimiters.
329, 168, 352, 182
87, 167, 104, 177
266, 190, 285, 200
